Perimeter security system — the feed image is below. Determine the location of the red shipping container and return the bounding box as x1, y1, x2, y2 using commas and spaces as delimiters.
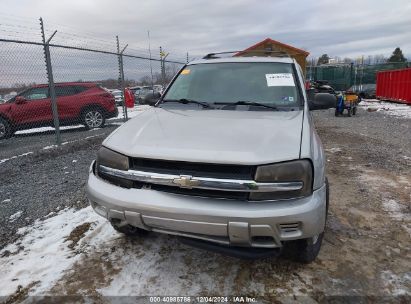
376, 68, 411, 105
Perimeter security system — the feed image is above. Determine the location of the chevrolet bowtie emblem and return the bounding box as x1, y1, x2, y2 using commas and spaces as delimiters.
172, 175, 200, 188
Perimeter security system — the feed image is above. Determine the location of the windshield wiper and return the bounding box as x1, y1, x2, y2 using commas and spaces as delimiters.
162, 98, 214, 108
214, 101, 278, 110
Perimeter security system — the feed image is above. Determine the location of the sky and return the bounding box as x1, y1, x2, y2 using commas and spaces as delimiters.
1, 0, 410, 59
0, 0, 410, 86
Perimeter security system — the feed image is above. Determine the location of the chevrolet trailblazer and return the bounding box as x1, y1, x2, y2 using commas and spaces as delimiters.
86, 55, 335, 263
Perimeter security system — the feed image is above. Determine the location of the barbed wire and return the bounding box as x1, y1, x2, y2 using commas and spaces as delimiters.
0, 13, 189, 61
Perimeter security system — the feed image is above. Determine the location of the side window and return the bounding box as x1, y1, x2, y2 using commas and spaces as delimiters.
23, 87, 49, 100
55, 86, 78, 97
75, 86, 88, 94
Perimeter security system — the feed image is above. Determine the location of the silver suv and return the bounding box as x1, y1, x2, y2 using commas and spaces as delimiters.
86, 56, 335, 263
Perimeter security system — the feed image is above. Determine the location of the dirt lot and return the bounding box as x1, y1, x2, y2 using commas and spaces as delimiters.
0, 104, 410, 303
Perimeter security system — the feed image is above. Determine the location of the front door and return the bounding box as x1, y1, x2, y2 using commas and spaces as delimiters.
11, 87, 53, 126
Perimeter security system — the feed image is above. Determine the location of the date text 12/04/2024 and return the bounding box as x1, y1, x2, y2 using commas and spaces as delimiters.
149, 296, 257, 303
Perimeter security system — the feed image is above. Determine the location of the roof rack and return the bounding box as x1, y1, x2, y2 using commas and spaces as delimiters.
202, 50, 291, 59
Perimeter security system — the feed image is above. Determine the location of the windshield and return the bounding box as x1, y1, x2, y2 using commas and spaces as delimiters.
163, 62, 301, 107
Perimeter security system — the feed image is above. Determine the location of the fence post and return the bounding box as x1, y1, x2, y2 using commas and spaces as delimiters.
116, 36, 128, 121
40, 17, 61, 145
160, 46, 169, 89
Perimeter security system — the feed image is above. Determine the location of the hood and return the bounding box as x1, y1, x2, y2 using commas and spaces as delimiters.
104, 107, 304, 165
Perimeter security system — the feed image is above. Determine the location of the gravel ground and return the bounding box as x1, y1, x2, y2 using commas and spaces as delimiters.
0, 122, 120, 161
0, 126, 117, 249
0, 104, 410, 301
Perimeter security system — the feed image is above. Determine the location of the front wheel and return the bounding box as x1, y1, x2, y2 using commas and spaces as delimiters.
284, 178, 328, 263
0, 118, 12, 140
83, 108, 105, 129
292, 232, 325, 263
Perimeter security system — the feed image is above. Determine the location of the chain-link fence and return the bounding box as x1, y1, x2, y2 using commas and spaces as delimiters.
306, 62, 411, 91
0, 18, 186, 146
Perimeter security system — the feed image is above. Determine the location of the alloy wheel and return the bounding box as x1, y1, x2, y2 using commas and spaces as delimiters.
0, 122, 6, 139
85, 111, 103, 128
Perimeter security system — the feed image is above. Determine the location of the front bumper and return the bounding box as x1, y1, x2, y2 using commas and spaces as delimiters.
86, 162, 326, 248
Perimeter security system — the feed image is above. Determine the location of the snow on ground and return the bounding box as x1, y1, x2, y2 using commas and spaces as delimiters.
325, 147, 342, 153
0, 206, 104, 296
113, 105, 151, 120
16, 125, 85, 135
42, 134, 104, 151
0, 152, 33, 165
357, 167, 411, 237
382, 199, 408, 221
380, 271, 411, 296
8, 211, 23, 222
0, 206, 251, 297
1, 203, 410, 298
359, 99, 411, 119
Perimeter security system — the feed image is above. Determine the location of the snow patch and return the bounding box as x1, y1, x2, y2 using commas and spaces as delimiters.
43, 145, 57, 150
1, 198, 11, 204
0, 206, 103, 296
382, 199, 407, 221
110, 105, 151, 121
0, 152, 33, 165
359, 172, 399, 189
325, 147, 342, 153
15, 125, 84, 135
360, 100, 411, 119
380, 271, 411, 296
9, 211, 23, 222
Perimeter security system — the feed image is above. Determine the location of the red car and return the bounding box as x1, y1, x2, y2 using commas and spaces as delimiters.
0, 82, 118, 140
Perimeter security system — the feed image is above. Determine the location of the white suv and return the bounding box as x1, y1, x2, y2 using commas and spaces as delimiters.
87, 56, 335, 262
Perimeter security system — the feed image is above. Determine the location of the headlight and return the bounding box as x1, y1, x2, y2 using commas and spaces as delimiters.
96, 146, 132, 188
249, 160, 313, 201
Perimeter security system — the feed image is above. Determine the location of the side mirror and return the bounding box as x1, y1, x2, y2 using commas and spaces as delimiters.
307, 91, 336, 110
15, 96, 27, 104
143, 92, 161, 106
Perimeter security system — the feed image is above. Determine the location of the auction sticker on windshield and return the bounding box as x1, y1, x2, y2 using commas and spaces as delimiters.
265, 73, 294, 86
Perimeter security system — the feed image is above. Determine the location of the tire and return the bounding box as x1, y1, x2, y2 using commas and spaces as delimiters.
110, 219, 148, 236
325, 177, 329, 215
82, 107, 105, 129
0, 117, 12, 140
284, 178, 329, 263
292, 232, 325, 263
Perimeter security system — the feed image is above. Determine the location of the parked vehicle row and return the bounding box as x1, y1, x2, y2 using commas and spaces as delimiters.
0, 82, 118, 140
105, 85, 163, 106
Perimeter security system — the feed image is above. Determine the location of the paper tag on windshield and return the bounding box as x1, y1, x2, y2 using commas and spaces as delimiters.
265, 73, 294, 86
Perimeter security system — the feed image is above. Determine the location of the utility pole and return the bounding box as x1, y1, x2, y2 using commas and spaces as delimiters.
40, 17, 61, 145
